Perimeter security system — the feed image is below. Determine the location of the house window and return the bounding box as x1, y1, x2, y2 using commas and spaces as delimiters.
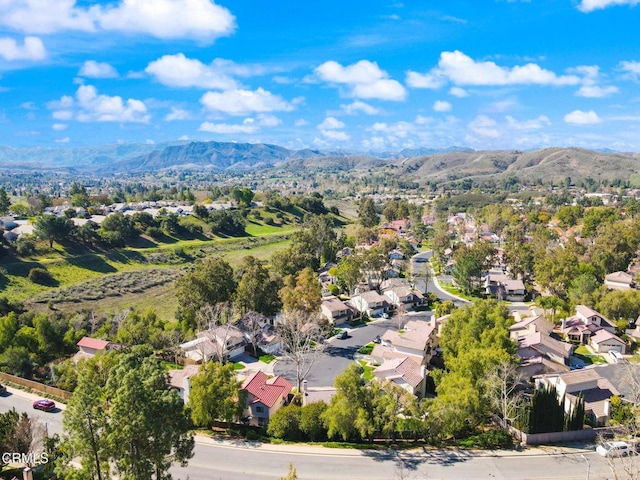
256, 406, 264, 413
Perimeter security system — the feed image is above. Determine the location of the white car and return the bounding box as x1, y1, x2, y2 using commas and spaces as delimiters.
596, 441, 633, 457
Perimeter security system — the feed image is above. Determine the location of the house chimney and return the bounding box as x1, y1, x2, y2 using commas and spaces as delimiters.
561, 317, 566, 330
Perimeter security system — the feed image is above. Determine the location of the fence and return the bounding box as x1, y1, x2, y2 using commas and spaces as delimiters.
504, 420, 619, 446
0, 372, 72, 400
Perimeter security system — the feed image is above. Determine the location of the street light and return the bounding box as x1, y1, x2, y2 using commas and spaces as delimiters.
581, 454, 590, 480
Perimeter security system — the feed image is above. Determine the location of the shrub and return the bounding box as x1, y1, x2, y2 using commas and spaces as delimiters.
15, 236, 36, 256
264, 217, 275, 226
457, 429, 514, 449
327, 284, 340, 296
145, 226, 164, 239
28, 267, 55, 285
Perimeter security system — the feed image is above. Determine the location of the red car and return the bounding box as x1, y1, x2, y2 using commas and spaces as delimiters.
33, 399, 55, 411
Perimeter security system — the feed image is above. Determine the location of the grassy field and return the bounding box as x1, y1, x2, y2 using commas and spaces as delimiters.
3, 218, 296, 322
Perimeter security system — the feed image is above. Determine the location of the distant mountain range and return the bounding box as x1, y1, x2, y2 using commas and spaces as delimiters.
0, 141, 638, 184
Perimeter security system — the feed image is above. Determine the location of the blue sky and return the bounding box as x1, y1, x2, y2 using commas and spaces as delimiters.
1, 0, 640, 152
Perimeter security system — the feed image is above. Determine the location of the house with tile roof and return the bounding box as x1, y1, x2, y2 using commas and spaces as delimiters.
241, 371, 293, 427
509, 315, 553, 340
536, 368, 621, 426
604, 271, 635, 291
372, 319, 437, 366
167, 365, 200, 404
382, 284, 425, 310
373, 356, 427, 398
590, 329, 627, 354
517, 332, 573, 377
350, 290, 390, 317
320, 296, 354, 324
74, 336, 117, 363
558, 305, 616, 344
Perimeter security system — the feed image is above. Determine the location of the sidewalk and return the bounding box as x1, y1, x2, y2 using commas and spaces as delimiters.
194, 434, 595, 459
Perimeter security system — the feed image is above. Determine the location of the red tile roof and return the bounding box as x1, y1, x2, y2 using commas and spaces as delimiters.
77, 336, 111, 351
242, 371, 292, 408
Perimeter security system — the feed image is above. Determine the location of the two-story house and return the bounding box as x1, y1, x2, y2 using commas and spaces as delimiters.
242, 371, 293, 427
320, 296, 354, 324
350, 290, 390, 317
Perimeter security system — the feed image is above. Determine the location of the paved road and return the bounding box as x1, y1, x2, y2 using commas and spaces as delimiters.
2, 388, 635, 480
0, 389, 64, 436
274, 319, 396, 387
411, 250, 468, 306
174, 439, 628, 480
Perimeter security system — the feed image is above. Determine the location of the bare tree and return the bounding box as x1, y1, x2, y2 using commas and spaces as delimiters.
483, 359, 524, 429
277, 310, 326, 392
237, 311, 269, 357
195, 302, 240, 363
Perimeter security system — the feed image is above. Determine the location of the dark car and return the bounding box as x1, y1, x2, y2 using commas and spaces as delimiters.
336, 330, 349, 339
33, 399, 55, 411
414, 257, 428, 263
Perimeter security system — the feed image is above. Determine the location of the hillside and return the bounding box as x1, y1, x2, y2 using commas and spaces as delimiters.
396, 147, 640, 184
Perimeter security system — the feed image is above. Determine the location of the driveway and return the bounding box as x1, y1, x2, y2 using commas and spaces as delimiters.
273, 319, 397, 387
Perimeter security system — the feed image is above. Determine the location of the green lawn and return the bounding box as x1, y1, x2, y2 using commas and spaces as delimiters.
357, 360, 376, 380
259, 354, 276, 364
357, 343, 374, 355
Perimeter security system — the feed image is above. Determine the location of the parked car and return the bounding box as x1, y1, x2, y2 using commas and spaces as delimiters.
33, 399, 56, 412
336, 330, 349, 339
596, 441, 633, 457
0, 383, 6, 394
609, 350, 626, 363
414, 257, 428, 263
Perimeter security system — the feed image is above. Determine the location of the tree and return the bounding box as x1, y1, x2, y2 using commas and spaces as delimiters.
358, 197, 379, 228
175, 257, 237, 332
322, 364, 368, 442
299, 402, 328, 441
335, 255, 363, 295
277, 310, 326, 393
99, 212, 137, 247
483, 359, 524, 429
0, 187, 11, 214
33, 215, 74, 248
267, 405, 302, 440
189, 361, 246, 429
279, 267, 322, 314
104, 348, 194, 480
62, 348, 193, 480
235, 256, 282, 316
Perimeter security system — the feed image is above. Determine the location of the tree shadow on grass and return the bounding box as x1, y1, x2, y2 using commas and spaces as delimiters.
65, 253, 118, 274
104, 249, 147, 265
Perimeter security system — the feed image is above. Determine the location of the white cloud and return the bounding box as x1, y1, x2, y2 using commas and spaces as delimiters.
578, 0, 639, 12
468, 115, 500, 138
340, 100, 379, 115
79, 60, 118, 78
0, 0, 235, 42
320, 129, 350, 141
433, 100, 452, 112
200, 88, 293, 115
318, 116, 345, 130
505, 115, 550, 130
576, 85, 619, 97
55, 136, 70, 143
0, 36, 45, 61
256, 114, 281, 127
294, 119, 308, 127
49, 85, 150, 123
315, 60, 406, 101
164, 107, 190, 121
564, 109, 601, 124
449, 86, 469, 97
620, 60, 640, 79
405, 71, 444, 89
52, 123, 67, 131
407, 50, 581, 88
145, 54, 266, 90
198, 121, 258, 134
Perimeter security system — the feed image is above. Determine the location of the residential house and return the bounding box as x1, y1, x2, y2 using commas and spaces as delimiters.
558, 305, 616, 344
509, 315, 553, 340
590, 329, 626, 354
237, 312, 282, 355
382, 285, 424, 311
350, 290, 390, 317
242, 370, 293, 427
180, 324, 247, 363
388, 249, 405, 260
167, 365, 200, 404
517, 332, 573, 377
372, 319, 437, 365
73, 336, 117, 363
604, 271, 635, 291
484, 271, 526, 302
373, 356, 427, 398
300, 380, 336, 406
320, 296, 354, 324
536, 369, 621, 426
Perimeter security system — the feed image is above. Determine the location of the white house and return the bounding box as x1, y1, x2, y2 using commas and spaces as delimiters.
590, 329, 626, 354
374, 357, 427, 398
350, 290, 390, 317
604, 271, 635, 291
168, 365, 200, 404
180, 325, 246, 363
